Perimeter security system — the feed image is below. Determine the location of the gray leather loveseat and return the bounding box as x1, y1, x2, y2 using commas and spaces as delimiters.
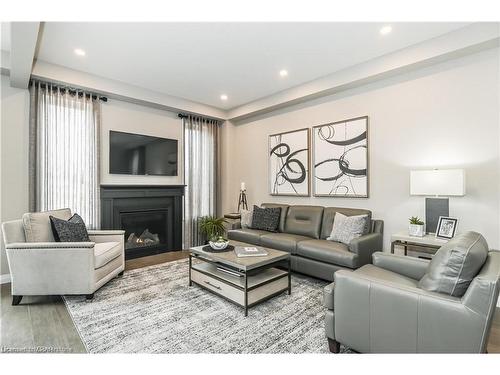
228, 203, 384, 281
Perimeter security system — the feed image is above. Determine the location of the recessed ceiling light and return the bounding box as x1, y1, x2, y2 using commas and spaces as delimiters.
279, 69, 288, 77
74, 48, 86, 56
220, 94, 228, 101
379, 25, 392, 35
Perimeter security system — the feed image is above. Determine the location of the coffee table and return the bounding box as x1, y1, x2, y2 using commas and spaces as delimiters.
189, 240, 291, 316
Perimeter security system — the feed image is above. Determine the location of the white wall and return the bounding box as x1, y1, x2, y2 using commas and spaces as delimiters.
221, 48, 500, 251
0, 74, 29, 279
100, 99, 183, 185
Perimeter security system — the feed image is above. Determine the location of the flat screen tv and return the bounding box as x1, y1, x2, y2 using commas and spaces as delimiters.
109, 130, 178, 176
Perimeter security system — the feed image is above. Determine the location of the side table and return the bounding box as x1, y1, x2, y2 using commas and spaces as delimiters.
223, 213, 241, 233
391, 231, 449, 258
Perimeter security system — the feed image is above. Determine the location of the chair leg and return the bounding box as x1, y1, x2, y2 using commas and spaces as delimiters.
86, 293, 94, 300
12, 295, 23, 305
328, 338, 340, 353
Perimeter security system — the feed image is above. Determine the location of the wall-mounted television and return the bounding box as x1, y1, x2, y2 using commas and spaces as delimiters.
109, 130, 178, 176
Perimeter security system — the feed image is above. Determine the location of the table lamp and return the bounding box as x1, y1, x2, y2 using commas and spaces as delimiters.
410, 169, 465, 234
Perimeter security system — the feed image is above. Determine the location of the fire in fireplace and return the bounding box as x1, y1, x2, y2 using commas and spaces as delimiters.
126, 229, 160, 249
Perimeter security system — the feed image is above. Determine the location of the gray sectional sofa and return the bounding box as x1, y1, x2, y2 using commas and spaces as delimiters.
228, 203, 384, 281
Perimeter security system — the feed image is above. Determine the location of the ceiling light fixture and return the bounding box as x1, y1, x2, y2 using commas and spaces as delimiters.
279, 69, 288, 77
220, 94, 228, 101
379, 25, 392, 35
74, 48, 86, 56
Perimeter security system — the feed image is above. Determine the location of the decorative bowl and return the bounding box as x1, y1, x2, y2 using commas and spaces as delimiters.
209, 239, 229, 250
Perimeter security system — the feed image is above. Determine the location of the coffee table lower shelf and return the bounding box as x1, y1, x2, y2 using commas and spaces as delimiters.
189, 256, 291, 316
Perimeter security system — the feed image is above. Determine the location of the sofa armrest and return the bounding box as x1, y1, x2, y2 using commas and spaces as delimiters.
334, 270, 486, 352
5, 244, 95, 295
324, 282, 336, 309
348, 232, 383, 267
372, 252, 429, 281
6, 242, 95, 249
88, 230, 125, 244
87, 230, 125, 235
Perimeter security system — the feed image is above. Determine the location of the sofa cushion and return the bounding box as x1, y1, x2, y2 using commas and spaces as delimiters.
50, 213, 90, 242
94, 242, 122, 269
327, 213, 369, 245
22, 208, 72, 242
227, 228, 268, 245
297, 239, 358, 268
261, 203, 289, 232
419, 231, 488, 297
320, 207, 372, 239
251, 205, 281, 232
351, 264, 419, 288
284, 205, 324, 239
260, 233, 311, 253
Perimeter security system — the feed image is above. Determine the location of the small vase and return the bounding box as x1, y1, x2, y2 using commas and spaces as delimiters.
408, 224, 425, 237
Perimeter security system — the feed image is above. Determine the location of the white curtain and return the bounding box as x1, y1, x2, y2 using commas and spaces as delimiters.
183, 115, 220, 247
29, 81, 101, 228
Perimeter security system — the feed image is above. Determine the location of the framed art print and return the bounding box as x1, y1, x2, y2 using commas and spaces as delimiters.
269, 128, 310, 196
436, 216, 458, 240
312, 116, 369, 197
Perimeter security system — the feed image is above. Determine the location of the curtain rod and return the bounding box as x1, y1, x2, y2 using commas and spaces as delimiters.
178, 113, 223, 123
30, 80, 108, 102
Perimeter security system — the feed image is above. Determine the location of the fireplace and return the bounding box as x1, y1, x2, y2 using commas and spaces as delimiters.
121, 209, 167, 251
100, 185, 184, 259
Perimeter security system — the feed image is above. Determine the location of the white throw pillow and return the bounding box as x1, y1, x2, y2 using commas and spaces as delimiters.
240, 209, 253, 228
327, 212, 368, 245
22, 208, 72, 242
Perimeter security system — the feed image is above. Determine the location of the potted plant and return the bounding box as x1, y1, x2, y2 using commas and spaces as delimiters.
408, 216, 425, 237
199, 216, 229, 250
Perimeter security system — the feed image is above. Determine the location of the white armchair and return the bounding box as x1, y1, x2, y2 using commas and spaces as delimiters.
2, 210, 125, 305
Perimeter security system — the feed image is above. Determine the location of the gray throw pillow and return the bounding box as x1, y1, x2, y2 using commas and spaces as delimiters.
327, 212, 368, 245
251, 205, 281, 232
49, 213, 90, 242
418, 231, 488, 297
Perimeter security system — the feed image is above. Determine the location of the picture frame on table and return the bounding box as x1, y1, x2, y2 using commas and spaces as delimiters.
435, 216, 458, 240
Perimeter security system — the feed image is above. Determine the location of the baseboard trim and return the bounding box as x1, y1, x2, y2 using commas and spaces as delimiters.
0, 273, 11, 284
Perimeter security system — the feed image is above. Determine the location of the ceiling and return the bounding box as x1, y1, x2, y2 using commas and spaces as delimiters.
3, 22, 469, 110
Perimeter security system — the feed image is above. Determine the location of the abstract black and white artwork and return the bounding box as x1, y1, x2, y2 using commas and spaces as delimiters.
269, 128, 310, 196
312, 116, 368, 197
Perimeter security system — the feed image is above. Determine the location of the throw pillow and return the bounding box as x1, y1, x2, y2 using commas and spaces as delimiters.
49, 213, 90, 242
22, 208, 72, 242
327, 212, 368, 245
240, 209, 253, 229
251, 205, 281, 232
418, 231, 488, 297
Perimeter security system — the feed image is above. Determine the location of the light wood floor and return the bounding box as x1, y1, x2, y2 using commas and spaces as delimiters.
1, 251, 499, 353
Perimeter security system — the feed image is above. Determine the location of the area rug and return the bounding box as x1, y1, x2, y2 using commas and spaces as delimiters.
63, 259, 348, 353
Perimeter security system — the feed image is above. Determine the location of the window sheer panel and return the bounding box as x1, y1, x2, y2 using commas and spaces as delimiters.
30, 83, 101, 229
183, 116, 219, 247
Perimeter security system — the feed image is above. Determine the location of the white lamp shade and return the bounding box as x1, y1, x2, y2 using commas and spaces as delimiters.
410, 169, 465, 196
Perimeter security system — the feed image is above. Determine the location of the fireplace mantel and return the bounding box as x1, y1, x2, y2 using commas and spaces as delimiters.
100, 185, 185, 259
